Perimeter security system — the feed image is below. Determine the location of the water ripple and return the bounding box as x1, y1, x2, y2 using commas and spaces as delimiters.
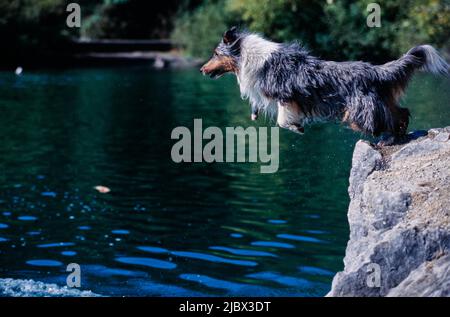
84, 264, 147, 278
277, 234, 325, 244
267, 219, 287, 224
179, 273, 275, 295
115, 257, 176, 270
172, 251, 258, 267
137, 246, 169, 254
250, 241, 295, 249
41, 191, 56, 198
209, 246, 277, 258
298, 266, 334, 276
37, 242, 75, 248
247, 271, 312, 288
61, 251, 77, 256
111, 230, 130, 235
26, 260, 63, 267
18, 216, 37, 221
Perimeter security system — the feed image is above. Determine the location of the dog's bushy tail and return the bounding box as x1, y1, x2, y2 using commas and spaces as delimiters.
376, 45, 448, 100
369, 45, 448, 135
406, 45, 449, 75
379, 45, 449, 80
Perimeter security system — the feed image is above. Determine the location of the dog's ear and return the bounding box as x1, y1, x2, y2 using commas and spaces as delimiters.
223, 26, 238, 45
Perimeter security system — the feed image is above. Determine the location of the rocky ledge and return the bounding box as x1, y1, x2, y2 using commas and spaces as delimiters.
328, 127, 450, 297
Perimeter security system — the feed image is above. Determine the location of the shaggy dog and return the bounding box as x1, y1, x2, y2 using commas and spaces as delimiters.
200, 27, 449, 144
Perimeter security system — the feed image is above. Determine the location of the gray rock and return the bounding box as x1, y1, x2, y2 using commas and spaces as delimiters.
387, 255, 450, 297
328, 126, 450, 297
0, 278, 100, 297
348, 140, 383, 200
391, 138, 450, 161
434, 132, 450, 142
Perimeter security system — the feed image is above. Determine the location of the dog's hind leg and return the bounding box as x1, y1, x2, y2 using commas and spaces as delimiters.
277, 101, 305, 134
342, 110, 364, 133
372, 86, 410, 146
377, 134, 397, 146
396, 107, 410, 137
377, 107, 410, 146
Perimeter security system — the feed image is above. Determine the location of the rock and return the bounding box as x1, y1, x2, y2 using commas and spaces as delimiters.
0, 278, 99, 297
392, 137, 450, 161
434, 132, 450, 142
387, 255, 450, 297
348, 140, 383, 200
328, 127, 450, 297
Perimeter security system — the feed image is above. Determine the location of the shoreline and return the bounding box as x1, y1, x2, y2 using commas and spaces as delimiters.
0, 51, 202, 71
1, 38, 203, 71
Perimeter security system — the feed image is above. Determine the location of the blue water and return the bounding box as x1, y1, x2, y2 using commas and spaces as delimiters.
0, 67, 449, 296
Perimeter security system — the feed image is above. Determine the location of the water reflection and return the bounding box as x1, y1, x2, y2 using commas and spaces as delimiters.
251, 241, 295, 249
209, 246, 277, 257
115, 257, 177, 270
37, 242, 75, 249
26, 260, 63, 267
171, 251, 259, 267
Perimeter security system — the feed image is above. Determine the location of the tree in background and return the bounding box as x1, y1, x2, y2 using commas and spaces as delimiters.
394, 0, 450, 55
172, 0, 450, 62
0, 0, 103, 66
171, 0, 229, 59
321, 0, 450, 62
81, 0, 195, 39
0, 0, 71, 64
0, 0, 448, 66
227, 0, 325, 46
319, 0, 402, 62
171, 0, 327, 59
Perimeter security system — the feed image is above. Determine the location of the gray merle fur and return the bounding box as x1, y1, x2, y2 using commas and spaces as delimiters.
200, 28, 449, 141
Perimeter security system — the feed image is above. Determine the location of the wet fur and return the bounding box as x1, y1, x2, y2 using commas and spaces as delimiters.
201, 28, 449, 140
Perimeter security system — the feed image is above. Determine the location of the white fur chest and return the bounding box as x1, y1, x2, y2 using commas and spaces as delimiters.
237, 34, 280, 117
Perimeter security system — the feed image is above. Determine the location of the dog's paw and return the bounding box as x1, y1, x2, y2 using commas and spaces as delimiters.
288, 124, 305, 134
377, 135, 398, 146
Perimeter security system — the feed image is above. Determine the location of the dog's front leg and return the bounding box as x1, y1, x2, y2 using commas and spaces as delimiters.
276, 102, 304, 134
251, 105, 259, 121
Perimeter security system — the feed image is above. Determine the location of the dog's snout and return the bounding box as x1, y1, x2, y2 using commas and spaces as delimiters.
199, 66, 205, 74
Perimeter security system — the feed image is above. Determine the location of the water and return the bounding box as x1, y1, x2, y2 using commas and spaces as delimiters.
0, 67, 449, 296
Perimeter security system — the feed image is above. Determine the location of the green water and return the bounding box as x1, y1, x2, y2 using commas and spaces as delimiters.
0, 67, 449, 296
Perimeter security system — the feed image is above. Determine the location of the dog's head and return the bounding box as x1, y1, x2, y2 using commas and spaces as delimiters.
200, 27, 242, 79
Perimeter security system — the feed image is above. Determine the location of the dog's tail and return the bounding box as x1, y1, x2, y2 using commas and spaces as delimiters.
380, 45, 449, 79
377, 45, 448, 98
406, 45, 449, 75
